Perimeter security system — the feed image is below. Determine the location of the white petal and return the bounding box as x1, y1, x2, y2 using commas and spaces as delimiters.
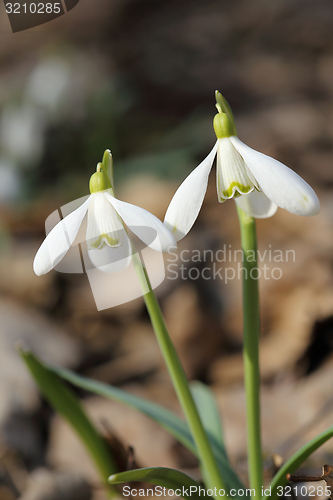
33, 196, 90, 276
231, 137, 320, 216
104, 192, 176, 252
163, 142, 218, 241
216, 138, 257, 201
87, 230, 133, 274
86, 192, 124, 249
235, 190, 278, 218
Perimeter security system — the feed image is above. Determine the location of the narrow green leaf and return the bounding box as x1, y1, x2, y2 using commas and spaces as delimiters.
265, 426, 333, 500
52, 364, 197, 452
190, 381, 243, 491
109, 467, 201, 498
19, 348, 117, 495
50, 365, 245, 492
191, 382, 225, 456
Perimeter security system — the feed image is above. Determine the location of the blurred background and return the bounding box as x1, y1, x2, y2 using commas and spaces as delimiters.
0, 0, 333, 498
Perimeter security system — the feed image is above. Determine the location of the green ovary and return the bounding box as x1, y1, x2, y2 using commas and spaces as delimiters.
91, 233, 120, 249
221, 182, 252, 199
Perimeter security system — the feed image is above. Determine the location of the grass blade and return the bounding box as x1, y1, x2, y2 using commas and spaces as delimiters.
265, 426, 333, 500
19, 347, 117, 496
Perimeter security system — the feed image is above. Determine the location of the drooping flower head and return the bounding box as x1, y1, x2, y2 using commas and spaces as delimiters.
164, 91, 320, 241
33, 150, 176, 275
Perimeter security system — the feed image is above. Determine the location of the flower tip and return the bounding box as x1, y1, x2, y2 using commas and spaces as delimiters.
215, 90, 227, 105
33, 258, 45, 277
102, 149, 112, 162
101, 149, 114, 189
292, 187, 320, 217
305, 194, 320, 216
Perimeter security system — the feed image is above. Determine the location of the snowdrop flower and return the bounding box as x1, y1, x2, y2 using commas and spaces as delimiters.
164, 92, 320, 241
33, 151, 176, 276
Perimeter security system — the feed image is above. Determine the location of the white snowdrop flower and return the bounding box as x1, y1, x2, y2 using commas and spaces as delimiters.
164, 94, 320, 242
33, 154, 176, 276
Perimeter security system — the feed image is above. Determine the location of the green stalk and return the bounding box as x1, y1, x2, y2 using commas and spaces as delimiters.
236, 206, 263, 499
132, 253, 226, 497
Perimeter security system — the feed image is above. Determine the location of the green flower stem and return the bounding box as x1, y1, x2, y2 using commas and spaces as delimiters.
132, 253, 226, 497
236, 206, 263, 499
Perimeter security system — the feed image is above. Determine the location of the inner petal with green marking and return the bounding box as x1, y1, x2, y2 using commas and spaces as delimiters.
86, 192, 124, 249
216, 137, 258, 202
90, 233, 120, 249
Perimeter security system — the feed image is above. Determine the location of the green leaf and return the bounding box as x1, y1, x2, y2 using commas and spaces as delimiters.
190, 381, 243, 492
265, 426, 333, 500
53, 364, 197, 452
50, 365, 245, 492
109, 467, 202, 498
191, 382, 225, 456
19, 348, 117, 496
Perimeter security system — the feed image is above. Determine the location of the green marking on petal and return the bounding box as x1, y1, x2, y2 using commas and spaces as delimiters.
299, 194, 309, 208
91, 233, 120, 249
222, 182, 252, 199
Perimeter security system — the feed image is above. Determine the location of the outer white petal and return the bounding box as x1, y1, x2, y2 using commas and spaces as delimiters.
33, 197, 91, 276
87, 230, 133, 274
163, 142, 218, 241
235, 190, 278, 218
231, 137, 320, 216
86, 192, 124, 249
104, 192, 176, 252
